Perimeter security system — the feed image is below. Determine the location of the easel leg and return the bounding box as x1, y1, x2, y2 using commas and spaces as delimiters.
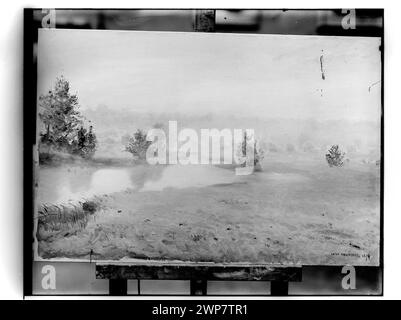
270, 281, 289, 296
190, 279, 207, 295
109, 279, 127, 296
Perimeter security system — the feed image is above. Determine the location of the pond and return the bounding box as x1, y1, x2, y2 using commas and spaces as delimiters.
37, 161, 312, 204
38, 164, 239, 204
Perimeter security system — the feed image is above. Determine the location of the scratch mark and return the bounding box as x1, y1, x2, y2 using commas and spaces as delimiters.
368, 80, 381, 92
320, 50, 325, 80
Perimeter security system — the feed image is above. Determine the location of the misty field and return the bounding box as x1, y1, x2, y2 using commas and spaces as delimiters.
36, 152, 380, 266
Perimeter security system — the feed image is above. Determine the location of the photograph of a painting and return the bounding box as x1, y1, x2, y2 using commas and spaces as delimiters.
34, 29, 381, 266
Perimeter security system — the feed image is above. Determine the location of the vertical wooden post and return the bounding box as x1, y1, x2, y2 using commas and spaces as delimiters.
190, 279, 207, 295
109, 279, 127, 296
191, 9, 214, 295
194, 10, 216, 32
271, 281, 289, 296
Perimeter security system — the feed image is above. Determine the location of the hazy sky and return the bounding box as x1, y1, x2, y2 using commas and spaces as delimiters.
37, 29, 381, 122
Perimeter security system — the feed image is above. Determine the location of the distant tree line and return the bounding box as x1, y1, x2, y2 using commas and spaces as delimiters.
39, 77, 353, 170
121, 127, 348, 169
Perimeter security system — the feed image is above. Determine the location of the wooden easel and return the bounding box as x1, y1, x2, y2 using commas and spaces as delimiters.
97, 263, 302, 296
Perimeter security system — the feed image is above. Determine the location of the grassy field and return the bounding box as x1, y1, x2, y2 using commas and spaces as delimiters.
36, 152, 380, 266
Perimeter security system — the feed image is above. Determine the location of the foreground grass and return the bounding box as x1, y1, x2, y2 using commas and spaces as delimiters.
37, 200, 99, 240
36, 155, 380, 265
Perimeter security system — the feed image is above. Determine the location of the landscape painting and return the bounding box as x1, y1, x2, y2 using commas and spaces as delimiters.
34, 29, 381, 266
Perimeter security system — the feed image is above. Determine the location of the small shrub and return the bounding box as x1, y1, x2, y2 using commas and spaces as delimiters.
124, 129, 152, 161
70, 126, 97, 159
325, 145, 345, 167
82, 201, 98, 214
237, 131, 264, 167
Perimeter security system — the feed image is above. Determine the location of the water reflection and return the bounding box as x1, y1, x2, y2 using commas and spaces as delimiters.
38, 163, 308, 204
44, 168, 134, 203
140, 165, 237, 191
38, 164, 236, 204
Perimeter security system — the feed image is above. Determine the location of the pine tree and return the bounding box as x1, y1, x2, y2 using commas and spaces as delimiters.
38, 76, 97, 159
39, 76, 82, 150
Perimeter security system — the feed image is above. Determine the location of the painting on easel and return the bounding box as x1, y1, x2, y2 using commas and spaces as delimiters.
34, 28, 381, 271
